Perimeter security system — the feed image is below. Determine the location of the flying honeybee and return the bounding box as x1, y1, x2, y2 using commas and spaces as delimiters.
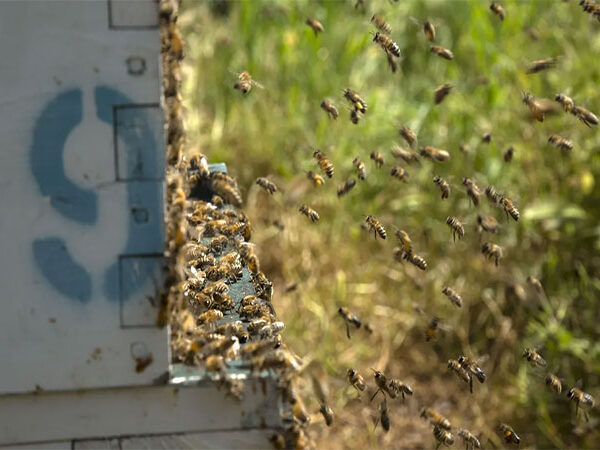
504, 146, 514, 162
499, 195, 519, 221
337, 178, 357, 197
458, 429, 481, 450
377, 399, 391, 432
434, 83, 453, 105
392, 146, 420, 164
446, 216, 465, 241
419, 146, 450, 162
306, 18, 324, 34
522, 348, 547, 367
482, 242, 503, 266
366, 215, 386, 239
338, 306, 362, 339
299, 204, 319, 223
255, 177, 278, 194
388, 379, 413, 401
548, 135, 573, 152
370, 151, 385, 168
399, 126, 417, 147
425, 317, 439, 341
485, 185, 501, 205
573, 105, 599, 127
421, 407, 451, 430
370, 369, 395, 401
320, 100, 339, 119
555, 93, 575, 112
407, 252, 428, 271
424, 21, 436, 41
442, 287, 463, 307
306, 170, 325, 187
482, 132, 492, 143
390, 166, 409, 182
313, 149, 334, 178
526, 58, 556, 74
458, 356, 487, 392
353, 157, 367, 180
545, 374, 562, 394
350, 109, 360, 124
347, 368, 366, 393
371, 14, 392, 34
490, 2, 505, 20
433, 176, 450, 199
395, 228, 412, 254
430, 45, 454, 60
344, 88, 367, 114
477, 215, 499, 234
434, 425, 455, 448
522, 91, 545, 122
448, 359, 472, 392
567, 387, 595, 422
498, 423, 520, 445
462, 177, 481, 206
233, 71, 264, 94
373, 32, 401, 57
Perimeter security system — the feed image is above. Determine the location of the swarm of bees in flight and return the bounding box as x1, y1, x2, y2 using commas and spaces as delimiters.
162, 0, 598, 448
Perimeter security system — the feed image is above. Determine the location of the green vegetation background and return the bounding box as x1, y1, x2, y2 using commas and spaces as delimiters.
180, 1, 600, 448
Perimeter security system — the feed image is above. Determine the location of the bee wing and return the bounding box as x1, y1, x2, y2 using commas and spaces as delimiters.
251, 79, 265, 90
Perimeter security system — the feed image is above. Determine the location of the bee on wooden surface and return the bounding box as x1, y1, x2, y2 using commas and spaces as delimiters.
448, 359, 472, 392
366, 215, 386, 239
399, 126, 417, 147
347, 368, 366, 393
419, 146, 450, 162
259, 321, 285, 339
458, 429, 481, 450
167, 22, 184, 61
504, 146, 514, 162
233, 71, 264, 94
337, 178, 357, 197
424, 21, 436, 41
299, 204, 319, 223
313, 149, 334, 178
442, 287, 463, 307
433, 176, 450, 199
210, 235, 228, 254
197, 309, 224, 325
545, 374, 562, 394
482, 242, 503, 266
555, 93, 575, 112
462, 177, 481, 207
370, 151, 385, 168
434, 425, 455, 448
434, 83, 453, 105
392, 146, 420, 164
320, 99, 338, 119
338, 306, 362, 339
548, 135, 573, 152
526, 58, 556, 74
573, 105, 599, 127
567, 387, 595, 422
376, 399, 391, 432
477, 215, 499, 234
306, 170, 325, 187
188, 153, 210, 180
425, 317, 439, 341
373, 32, 401, 57
498, 423, 521, 445
522, 91, 545, 122
353, 157, 367, 180
421, 407, 451, 430
390, 166, 409, 182
371, 14, 392, 34
205, 354, 226, 374
344, 88, 367, 114
490, 2, 505, 20
522, 348, 547, 367
210, 172, 243, 207
387, 378, 413, 401
485, 185, 501, 206
430, 45, 453, 60
255, 177, 278, 195
306, 18, 324, 34
499, 195, 519, 221
446, 217, 465, 242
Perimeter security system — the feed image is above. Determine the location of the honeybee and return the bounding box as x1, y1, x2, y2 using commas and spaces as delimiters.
522, 91, 545, 122
499, 195, 519, 221
446, 217, 465, 242
366, 215, 386, 239
442, 287, 463, 307
370, 151, 385, 168
485, 185, 501, 205
344, 89, 367, 114
392, 145, 420, 164
498, 423, 520, 445
371, 14, 392, 34
504, 146, 514, 162
338, 306, 362, 338
462, 177, 481, 207
394, 229, 412, 254
306, 170, 325, 187
188, 153, 210, 180
376, 399, 391, 432
482, 132, 492, 143
419, 146, 450, 162
387, 378, 413, 401
522, 348, 547, 367
350, 109, 360, 124
567, 387, 595, 422
299, 204, 319, 222
526, 58, 556, 74
545, 374, 562, 394
490, 2, 505, 20
433, 176, 450, 199
555, 93, 575, 112
433, 425, 455, 448
197, 309, 224, 325
430, 45, 454, 60
373, 32, 401, 57
573, 105, 599, 127
211, 172, 243, 207
458, 356, 487, 392
399, 126, 417, 147
319, 404, 334, 427
425, 317, 439, 341
306, 18, 324, 34
424, 21, 436, 41
390, 166, 409, 182
482, 242, 503, 266
408, 252, 428, 271
370, 369, 395, 401
477, 215, 499, 234
458, 429, 481, 450
448, 359, 472, 392
205, 354, 226, 374
255, 177, 278, 195
434, 84, 453, 105
353, 157, 367, 180
548, 135, 573, 152
347, 368, 366, 393
233, 71, 264, 94
337, 178, 357, 197
421, 407, 451, 430
320, 99, 338, 119
313, 149, 334, 178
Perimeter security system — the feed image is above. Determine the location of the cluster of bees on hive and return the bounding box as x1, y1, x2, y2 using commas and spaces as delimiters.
162, 0, 598, 448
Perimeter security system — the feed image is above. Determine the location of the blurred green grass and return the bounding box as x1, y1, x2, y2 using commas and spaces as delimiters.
180, 1, 600, 448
